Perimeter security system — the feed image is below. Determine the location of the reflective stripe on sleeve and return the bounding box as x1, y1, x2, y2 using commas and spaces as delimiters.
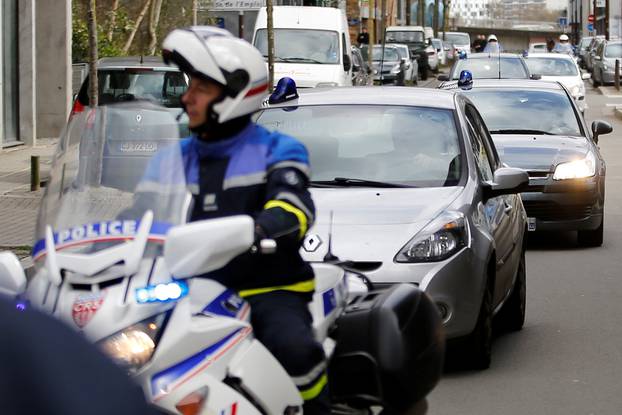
299, 373, 328, 401
264, 199, 308, 239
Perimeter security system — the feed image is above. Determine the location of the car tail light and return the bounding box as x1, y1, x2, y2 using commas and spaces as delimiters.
175, 387, 209, 415
71, 99, 85, 116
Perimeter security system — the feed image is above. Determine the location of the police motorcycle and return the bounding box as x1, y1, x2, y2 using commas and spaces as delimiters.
0, 102, 445, 415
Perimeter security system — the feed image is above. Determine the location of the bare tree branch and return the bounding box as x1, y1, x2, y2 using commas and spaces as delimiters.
147, 0, 164, 55
107, 0, 120, 42
123, 0, 152, 54
88, 0, 99, 107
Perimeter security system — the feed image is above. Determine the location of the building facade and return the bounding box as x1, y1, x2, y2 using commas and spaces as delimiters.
450, 0, 490, 21
498, 0, 546, 21
568, 0, 622, 42
0, 0, 71, 149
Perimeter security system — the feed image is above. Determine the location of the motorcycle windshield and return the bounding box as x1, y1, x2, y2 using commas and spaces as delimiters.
32, 102, 189, 263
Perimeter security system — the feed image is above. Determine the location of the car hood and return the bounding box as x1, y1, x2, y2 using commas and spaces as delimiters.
492, 134, 591, 171
302, 187, 463, 261
272, 63, 344, 88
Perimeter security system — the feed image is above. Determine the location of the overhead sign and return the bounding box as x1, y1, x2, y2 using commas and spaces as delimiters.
588, 14, 595, 23
588, 23, 594, 32
202, 0, 265, 11
559, 17, 567, 27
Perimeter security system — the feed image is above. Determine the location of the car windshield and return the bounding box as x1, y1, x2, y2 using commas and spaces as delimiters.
386, 31, 424, 44
452, 58, 529, 79
526, 57, 578, 76
254, 29, 340, 64
256, 105, 462, 187
79, 69, 188, 107
432, 39, 442, 49
465, 89, 582, 136
579, 37, 593, 50
605, 44, 622, 58
372, 47, 400, 61
444, 33, 470, 46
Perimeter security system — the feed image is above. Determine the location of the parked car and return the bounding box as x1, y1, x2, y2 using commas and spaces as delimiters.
577, 36, 595, 68
258, 86, 529, 369
449, 79, 612, 246
351, 45, 372, 86
389, 43, 419, 83
528, 42, 547, 53
368, 44, 409, 85
72, 56, 188, 116
432, 38, 448, 66
592, 40, 622, 86
424, 27, 439, 72
524, 52, 590, 112
385, 26, 430, 80
586, 36, 606, 73
439, 53, 531, 81
439, 31, 471, 60
253, 6, 353, 87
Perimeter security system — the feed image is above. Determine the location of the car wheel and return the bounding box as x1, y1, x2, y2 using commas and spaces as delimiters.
578, 217, 604, 247
464, 278, 493, 370
497, 250, 526, 332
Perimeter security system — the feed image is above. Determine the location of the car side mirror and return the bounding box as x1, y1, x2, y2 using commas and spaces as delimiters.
582, 72, 592, 80
483, 167, 529, 200
0, 252, 27, 297
530, 74, 542, 80
591, 120, 613, 143
437, 74, 449, 81
343, 54, 352, 72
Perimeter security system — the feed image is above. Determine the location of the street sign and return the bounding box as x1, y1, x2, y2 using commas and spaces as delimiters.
202, 0, 265, 11
559, 17, 567, 27
588, 23, 594, 32
596, 0, 605, 7
588, 14, 595, 23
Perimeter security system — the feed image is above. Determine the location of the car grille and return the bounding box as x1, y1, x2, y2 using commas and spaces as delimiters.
523, 201, 592, 221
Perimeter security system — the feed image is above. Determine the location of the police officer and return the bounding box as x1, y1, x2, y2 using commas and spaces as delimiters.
554, 34, 574, 55
153, 27, 329, 413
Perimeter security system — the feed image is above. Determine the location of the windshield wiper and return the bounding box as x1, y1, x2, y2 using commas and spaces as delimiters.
280, 57, 326, 64
311, 177, 413, 188
489, 129, 555, 135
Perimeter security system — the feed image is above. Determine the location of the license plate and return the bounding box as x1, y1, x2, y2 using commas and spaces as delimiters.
118, 141, 158, 153
527, 217, 537, 232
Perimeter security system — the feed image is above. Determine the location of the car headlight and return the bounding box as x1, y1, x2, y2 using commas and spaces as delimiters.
391, 64, 401, 74
570, 84, 584, 98
603, 64, 608, 71
99, 312, 169, 373
395, 211, 469, 263
373, 69, 379, 75
553, 151, 596, 180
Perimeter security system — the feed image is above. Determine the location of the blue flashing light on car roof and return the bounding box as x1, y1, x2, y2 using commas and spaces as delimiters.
457, 70, 473, 89
522, 50, 529, 58
458, 50, 468, 60
268, 77, 299, 105
136, 281, 189, 304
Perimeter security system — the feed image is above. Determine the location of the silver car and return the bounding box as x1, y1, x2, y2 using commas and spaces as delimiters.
257, 87, 528, 369
592, 40, 622, 86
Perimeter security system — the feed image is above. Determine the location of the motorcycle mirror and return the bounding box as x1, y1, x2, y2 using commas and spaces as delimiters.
164, 215, 254, 278
0, 252, 27, 297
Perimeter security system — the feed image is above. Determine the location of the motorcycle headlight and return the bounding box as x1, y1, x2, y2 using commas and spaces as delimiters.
553, 151, 596, 180
99, 312, 169, 373
391, 64, 401, 74
395, 211, 469, 263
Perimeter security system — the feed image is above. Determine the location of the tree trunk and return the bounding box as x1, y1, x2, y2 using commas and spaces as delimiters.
267, 0, 275, 91
123, 0, 152, 54
442, 0, 448, 40
192, 0, 198, 25
433, 0, 439, 38
87, 0, 99, 107
147, 0, 164, 55
107, 0, 120, 42
418, 0, 425, 26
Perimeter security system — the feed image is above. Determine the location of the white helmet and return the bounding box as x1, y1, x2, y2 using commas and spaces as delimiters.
487, 34, 498, 42
162, 26, 268, 125
560, 34, 569, 41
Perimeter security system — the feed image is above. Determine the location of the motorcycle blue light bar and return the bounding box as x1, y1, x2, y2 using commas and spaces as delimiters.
136, 281, 189, 304
268, 77, 299, 104
458, 70, 473, 89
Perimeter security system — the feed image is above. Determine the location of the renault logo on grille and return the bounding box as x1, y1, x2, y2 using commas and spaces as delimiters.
303, 234, 322, 252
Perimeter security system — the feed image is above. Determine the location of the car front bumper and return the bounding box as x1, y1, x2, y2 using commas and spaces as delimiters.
362, 246, 486, 339
521, 175, 604, 232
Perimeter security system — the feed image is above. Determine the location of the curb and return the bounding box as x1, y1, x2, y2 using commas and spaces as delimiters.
597, 86, 622, 98
615, 107, 622, 120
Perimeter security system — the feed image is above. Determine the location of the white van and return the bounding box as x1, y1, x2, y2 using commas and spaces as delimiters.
252, 6, 353, 88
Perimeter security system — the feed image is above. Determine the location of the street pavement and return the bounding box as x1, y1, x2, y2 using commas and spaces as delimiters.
427, 80, 622, 414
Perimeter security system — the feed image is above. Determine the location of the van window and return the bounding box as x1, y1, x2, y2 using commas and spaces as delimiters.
255, 29, 340, 64
385, 31, 424, 44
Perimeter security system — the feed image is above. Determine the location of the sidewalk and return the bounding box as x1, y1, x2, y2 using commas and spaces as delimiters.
0, 139, 57, 266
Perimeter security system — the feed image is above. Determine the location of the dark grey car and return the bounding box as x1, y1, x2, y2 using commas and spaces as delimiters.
450, 79, 612, 246
438, 53, 532, 81
592, 40, 622, 86
257, 87, 529, 369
